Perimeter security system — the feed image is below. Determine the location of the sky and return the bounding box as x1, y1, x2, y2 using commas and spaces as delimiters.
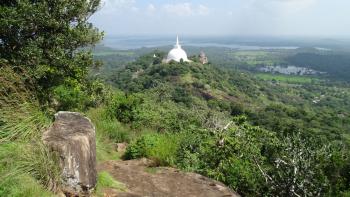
89, 0, 350, 37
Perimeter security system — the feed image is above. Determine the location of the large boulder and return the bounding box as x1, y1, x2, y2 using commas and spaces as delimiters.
43, 111, 97, 196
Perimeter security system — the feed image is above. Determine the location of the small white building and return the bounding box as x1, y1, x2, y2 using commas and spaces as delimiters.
166, 36, 191, 63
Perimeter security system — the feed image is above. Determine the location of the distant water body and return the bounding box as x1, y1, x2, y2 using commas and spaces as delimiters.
101, 36, 300, 50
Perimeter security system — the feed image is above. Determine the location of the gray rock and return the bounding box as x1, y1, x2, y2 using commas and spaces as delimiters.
43, 111, 97, 196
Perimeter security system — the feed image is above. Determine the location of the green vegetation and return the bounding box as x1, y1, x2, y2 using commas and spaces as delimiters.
125, 133, 181, 166
95, 171, 126, 196
0, 175, 55, 197
87, 106, 135, 162
0, 0, 105, 196
99, 52, 350, 196
0, 0, 103, 107
287, 53, 350, 82
0, 66, 60, 196
255, 73, 320, 83
229, 50, 286, 67
2, 1, 350, 196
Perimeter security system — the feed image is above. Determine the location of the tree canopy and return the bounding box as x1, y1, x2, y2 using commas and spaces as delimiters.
0, 0, 103, 101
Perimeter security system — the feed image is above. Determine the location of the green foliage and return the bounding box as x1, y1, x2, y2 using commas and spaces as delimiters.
0, 0, 103, 104
125, 133, 180, 166
0, 66, 51, 141
0, 174, 55, 197
53, 83, 89, 111
256, 73, 319, 84
95, 171, 126, 196
178, 118, 275, 196
0, 66, 59, 195
0, 142, 61, 192
287, 53, 350, 82
97, 53, 350, 196
86, 107, 132, 162
107, 93, 143, 124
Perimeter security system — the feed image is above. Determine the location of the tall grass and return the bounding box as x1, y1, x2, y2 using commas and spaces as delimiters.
0, 65, 60, 196
87, 107, 136, 162
0, 66, 50, 141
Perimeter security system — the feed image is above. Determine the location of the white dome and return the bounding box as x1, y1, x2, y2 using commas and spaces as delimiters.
166, 36, 190, 63
167, 48, 189, 62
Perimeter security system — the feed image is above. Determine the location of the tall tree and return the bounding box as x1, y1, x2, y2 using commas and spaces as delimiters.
0, 0, 103, 100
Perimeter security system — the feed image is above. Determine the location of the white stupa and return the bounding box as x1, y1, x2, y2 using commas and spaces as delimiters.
166, 36, 190, 63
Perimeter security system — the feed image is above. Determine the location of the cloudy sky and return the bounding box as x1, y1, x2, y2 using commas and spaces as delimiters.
90, 0, 350, 37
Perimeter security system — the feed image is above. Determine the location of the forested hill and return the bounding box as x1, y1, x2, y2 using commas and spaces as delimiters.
286, 53, 350, 82
94, 52, 350, 196
106, 52, 350, 141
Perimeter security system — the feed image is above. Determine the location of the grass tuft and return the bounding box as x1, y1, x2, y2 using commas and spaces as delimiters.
0, 65, 59, 195
95, 171, 126, 196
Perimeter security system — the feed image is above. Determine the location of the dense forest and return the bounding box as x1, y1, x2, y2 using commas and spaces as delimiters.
287, 53, 350, 82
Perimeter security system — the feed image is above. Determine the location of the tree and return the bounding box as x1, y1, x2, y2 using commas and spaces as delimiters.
0, 0, 103, 102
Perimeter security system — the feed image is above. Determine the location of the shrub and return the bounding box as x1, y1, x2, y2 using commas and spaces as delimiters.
52, 82, 89, 111
106, 93, 143, 124
124, 133, 180, 166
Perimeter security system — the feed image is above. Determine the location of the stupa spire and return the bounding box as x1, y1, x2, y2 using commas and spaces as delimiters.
176, 35, 181, 48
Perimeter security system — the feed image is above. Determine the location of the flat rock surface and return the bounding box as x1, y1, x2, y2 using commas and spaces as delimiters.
97, 159, 239, 197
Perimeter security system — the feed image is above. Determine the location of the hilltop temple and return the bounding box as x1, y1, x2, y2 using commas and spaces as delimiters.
165, 36, 191, 63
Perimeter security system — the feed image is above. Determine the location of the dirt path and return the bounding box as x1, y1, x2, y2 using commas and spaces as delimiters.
97, 158, 240, 197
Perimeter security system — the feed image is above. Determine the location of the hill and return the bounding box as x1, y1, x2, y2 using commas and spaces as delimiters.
106, 52, 350, 140
94, 52, 350, 196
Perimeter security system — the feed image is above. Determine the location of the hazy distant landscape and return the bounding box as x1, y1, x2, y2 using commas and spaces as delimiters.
101, 35, 350, 51
94, 36, 350, 83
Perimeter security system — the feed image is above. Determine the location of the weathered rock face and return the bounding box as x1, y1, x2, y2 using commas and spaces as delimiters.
43, 111, 97, 196
97, 159, 240, 197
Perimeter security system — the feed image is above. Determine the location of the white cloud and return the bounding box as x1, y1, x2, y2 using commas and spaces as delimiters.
100, 0, 136, 13
198, 4, 209, 15
147, 4, 156, 13
252, 0, 317, 14
131, 6, 139, 12
162, 3, 209, 16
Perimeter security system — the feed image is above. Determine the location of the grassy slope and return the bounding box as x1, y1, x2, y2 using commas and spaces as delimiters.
0, 67, 60, 197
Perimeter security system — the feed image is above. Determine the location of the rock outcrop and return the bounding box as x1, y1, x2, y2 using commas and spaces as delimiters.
43, 111, 97, 196
98, 159, 240, 197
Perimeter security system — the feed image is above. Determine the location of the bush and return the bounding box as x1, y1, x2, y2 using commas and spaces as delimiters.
106, 93, 143, 124
124, 133, 181, 166
52, 83, 89, 111
175, 117, 276, 196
